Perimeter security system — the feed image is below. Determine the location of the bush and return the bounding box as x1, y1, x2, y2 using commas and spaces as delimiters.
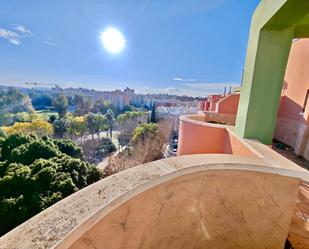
94, 137, 116, 160
0, 133, 102, 236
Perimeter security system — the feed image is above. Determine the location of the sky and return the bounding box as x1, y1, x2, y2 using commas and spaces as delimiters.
0, 0, 260, 97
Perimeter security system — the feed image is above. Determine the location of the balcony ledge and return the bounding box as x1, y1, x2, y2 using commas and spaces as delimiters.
0, 153, 308, 249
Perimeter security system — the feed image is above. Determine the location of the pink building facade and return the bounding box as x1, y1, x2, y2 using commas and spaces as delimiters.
275, 39, 309, 159
184, 39, 309, 160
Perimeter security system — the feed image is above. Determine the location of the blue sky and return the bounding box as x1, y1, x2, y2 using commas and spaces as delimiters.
0, 0, 260, 97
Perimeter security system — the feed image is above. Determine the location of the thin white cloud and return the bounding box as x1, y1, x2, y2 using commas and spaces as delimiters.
139, 86, 184, 94
181, 82, 240, 96
43, 34, 56, 46
173, 77, 186, 82
0, 28, 20, 45
137, 86, 208, 97
12, 25, 32, 36
8, 38, 20, 45
161, 87, 184, 94
183, 82, 239, 88
173, 77, 196, 82
0, 25, 32, 45
43, 41, 56, 46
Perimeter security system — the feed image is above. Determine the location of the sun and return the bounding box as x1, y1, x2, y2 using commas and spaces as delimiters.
100, 27, 125, 54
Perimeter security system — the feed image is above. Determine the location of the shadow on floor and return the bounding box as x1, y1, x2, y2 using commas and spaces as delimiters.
272, 139, 309, 170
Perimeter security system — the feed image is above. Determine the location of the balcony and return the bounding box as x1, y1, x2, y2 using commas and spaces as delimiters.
1, 1, 309, 248
0, 139, 308, 249
178, 114, 256, 157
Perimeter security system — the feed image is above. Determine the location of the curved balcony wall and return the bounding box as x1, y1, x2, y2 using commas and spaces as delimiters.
178, 114, 257, 157
0, 154, 308, 249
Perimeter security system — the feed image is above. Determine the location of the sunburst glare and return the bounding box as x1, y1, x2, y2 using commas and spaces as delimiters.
100, 27, 125, 54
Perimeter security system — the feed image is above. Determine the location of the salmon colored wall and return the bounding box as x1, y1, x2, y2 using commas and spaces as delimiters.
216, 93, 240, 115
224, 132, 257, 157
200, 95, 223, 112
277, 39, 309, 122
178, 120, 227, 155
210, 95, 222, 111
178, 116, 256, 157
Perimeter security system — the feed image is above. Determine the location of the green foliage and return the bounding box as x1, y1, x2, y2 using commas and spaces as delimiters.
117, 111, 147, 147
0, 133, 102, 236
1, 133, 34, 161
105, 109, 115, 138
92, 99, 116, 115
150, 102, 156, 123
0, 129, 6, 138
68, 116, 87, 139
53, 139, 83, 159
94, 137, 116, 160
122, 105, 134, 113
117, 111, 145, 125
131, 123, 160, 144
85, 113, 108, 139
31, 94, 52, 110
0, 87, 34, 126
52, 93, 69, 118
10, 140, 58, 165
53, 117, 70, 138
3, 87, 34, 113
73, 94, 93, 115
48, 114, 57, 124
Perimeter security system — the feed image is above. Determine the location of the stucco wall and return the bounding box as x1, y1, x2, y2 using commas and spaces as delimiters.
274, 39, 309, 159
178, 115, 256, 157
178, 117, 227, 155
68, 170, 298, 249
216, 93, 240, 115
278, 39, 309, 122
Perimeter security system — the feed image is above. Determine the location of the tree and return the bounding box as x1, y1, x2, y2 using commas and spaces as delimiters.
0, 133, 34, 162
0, 133, 101, 236
48, 114, 57, 124
73, 94, 93, 115
2, 120, 53, 137
92, 99, 116, 115
0, 87, 34, 126
85, 113, 108, 143
117, 111, 146, 147
131, 123, 160, 143
6, 87, 34, 113
31, 94, 52, 110
150, 102, 156, 123
52, 93, 68, 118
30, 120, 53, 137
68, 116, 87, 141
94, 137, 116, 161
53, 117, 70, 138
105, 123, 164, 177
105, 109, 115, 138
131, 123, 163, 163
9, 140, 58, 165
51, 138, 83, 159
122, 105, 133, 113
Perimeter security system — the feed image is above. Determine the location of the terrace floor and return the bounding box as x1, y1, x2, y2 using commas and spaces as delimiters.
273, 139, 309, 171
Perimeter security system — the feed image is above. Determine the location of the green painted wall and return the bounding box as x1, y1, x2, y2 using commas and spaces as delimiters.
236, 0, 309, 144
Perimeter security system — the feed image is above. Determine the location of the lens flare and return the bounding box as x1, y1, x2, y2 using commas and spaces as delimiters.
100, 27, 125, 54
